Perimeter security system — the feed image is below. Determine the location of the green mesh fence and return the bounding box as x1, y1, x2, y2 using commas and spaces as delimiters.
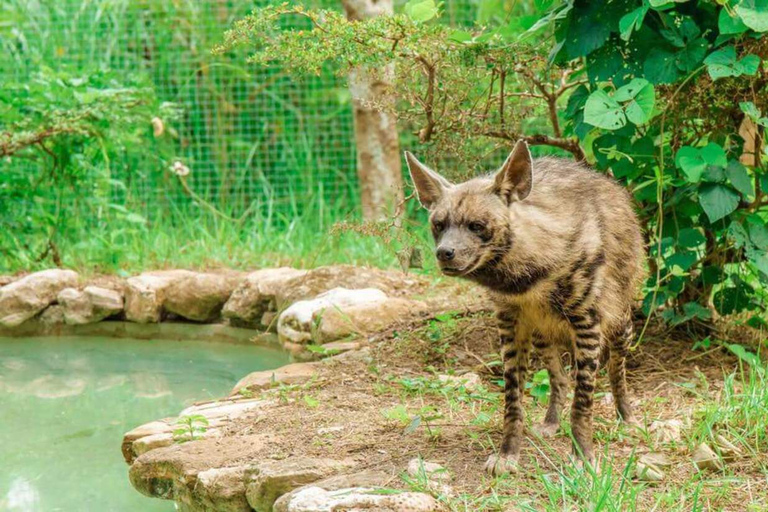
2, 0, 477, 218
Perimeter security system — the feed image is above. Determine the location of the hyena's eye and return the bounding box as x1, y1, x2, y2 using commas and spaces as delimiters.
468, 222, 486, 234
432, 220, 445, 232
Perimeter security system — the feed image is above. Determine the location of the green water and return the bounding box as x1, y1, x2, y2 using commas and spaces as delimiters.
0, 336, 289, 512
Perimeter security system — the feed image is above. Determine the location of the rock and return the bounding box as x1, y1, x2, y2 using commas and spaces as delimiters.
58, 286, 123, 325
274, 486, 442, 512
635, 452, 671, 482
124, 270, 194, 323
222, 268, 308, 327
692, 443, 723, 471
179, 398, 268, 422
196, 465, 258, 512
635, 460, 665, 482
278, 288, 426, 344
649, 419, 684, 444
275, 265, 420, 309
38, 305, 65, 326
437, 373, 482, 393
164, 273, 240, 322
407, 459, 450, 482
129, 433, 272, 505
122, 419, 176, 463
714, 434, 742, 461
0, 275, 15, 287
133, 433, 175, 457
273, 470, 443, 512
278, 288, 387, 344
245, 457, 354, 512
231, 363, 318, 396
0, 269, 78, 326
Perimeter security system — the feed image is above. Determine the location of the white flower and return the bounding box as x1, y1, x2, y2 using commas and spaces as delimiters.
170, 160, 190, 177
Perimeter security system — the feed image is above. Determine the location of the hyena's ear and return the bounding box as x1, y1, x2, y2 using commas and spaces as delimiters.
493, 140, 533, 204
404, 151, 452, 209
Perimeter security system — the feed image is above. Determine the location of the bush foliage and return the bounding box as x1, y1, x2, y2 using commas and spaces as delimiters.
220, 0, 768, 324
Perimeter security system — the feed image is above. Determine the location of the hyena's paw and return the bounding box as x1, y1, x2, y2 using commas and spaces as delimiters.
532, 421, 560, 438
484, 453, 519, 476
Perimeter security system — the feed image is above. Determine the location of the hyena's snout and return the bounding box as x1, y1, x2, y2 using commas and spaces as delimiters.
434, 231, 478, 275
436, 246, 455, 262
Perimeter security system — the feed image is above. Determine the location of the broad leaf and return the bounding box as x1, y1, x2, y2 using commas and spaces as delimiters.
735, 0, 768, 32
620, 6, 649, 41
584, 90, 626, 130
615, 78, 655, 124
644, 48, 680, 84
719, 8, 749, 34
699, 183, 740, 222
726, 160, 753, 196
704, 46, 762, 80
404, 0, 439, 22
678, 228, 706, 248
675, 143, 727, 182
748, 222, 768, 249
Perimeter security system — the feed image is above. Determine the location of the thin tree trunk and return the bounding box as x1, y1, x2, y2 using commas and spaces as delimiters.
342, 0, 403, 220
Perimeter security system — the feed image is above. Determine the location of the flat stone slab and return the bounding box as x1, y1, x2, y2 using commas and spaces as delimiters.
231, 362, 318, 396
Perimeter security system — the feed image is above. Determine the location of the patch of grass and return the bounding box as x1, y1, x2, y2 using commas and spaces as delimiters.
690, 353, 768, 457
2, 195, 435, 274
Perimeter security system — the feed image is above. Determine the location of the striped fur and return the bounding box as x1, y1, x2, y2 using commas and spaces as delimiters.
406, 141, 645, 474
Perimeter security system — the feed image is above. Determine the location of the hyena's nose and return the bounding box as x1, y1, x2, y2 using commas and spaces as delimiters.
436, 247, 455, 262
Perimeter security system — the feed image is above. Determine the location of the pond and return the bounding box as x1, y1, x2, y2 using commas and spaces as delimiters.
0, 334, 289, 512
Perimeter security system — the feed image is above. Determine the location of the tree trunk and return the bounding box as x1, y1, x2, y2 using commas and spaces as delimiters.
342, 0, 403, 220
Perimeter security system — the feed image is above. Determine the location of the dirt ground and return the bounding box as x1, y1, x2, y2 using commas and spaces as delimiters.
213, 302, 767, 511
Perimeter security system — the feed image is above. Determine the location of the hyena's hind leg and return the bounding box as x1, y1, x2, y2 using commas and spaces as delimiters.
532, 332, 569, 438
607, 312, 638, 425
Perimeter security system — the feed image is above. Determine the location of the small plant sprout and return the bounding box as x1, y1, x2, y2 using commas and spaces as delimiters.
173, 414, 209, 443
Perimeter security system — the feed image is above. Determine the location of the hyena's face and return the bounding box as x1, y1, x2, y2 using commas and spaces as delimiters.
405, 141, 533, 277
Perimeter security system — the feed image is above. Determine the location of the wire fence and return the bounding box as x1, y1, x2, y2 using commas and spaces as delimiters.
3, 0, 478, 217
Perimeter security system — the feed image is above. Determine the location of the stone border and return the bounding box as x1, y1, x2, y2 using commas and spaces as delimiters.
0, 266, 431, 358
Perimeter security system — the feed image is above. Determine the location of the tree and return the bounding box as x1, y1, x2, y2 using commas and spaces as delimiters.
341, 0, 404, 220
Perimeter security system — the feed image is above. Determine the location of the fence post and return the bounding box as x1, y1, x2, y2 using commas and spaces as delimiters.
342, 0, 404, 221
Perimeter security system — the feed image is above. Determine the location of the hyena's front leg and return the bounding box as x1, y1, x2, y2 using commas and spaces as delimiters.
484, 309, 530, 476
569, 307, 602, 466
532, 334, 568, 438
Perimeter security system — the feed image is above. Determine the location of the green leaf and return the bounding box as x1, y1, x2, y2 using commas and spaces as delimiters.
619, 6, 649, 41
404, 0, 439, 22
699, 183, 740, 222
726, 343, 763, 369
644, 48, 680, 84
704, 46, 762, 80
701, 143, 728, 167
584, 89, 626, 130
719, 7, 749, 34
728, 221, 751, 247
740, 100, 762, 119
747, 246, 768, 275
614, 78, 656, 124
739, 54, 761, 75
726, 160, 753, 196
678, 228, 706, 248
675, 37, 709, 72
676, 146, 707, 182
748, 222, 768, 249
735, 0, 768, 32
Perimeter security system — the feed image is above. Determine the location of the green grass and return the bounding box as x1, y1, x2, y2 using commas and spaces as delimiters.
0, 195, 434, 275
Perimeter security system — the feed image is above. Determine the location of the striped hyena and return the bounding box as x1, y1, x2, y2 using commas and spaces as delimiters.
405, 141, 645, 475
